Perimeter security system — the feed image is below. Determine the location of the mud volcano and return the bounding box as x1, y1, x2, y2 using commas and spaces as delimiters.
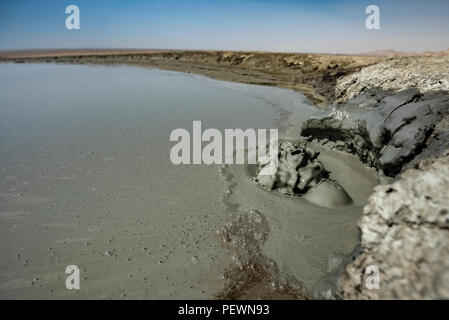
218, 139, 377, 294
255, 141, 352, 207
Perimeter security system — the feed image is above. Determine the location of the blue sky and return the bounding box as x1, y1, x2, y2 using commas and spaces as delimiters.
1, 0, 448, 53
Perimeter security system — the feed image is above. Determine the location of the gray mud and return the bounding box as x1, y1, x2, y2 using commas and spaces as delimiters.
254, 140, 353, 208
214, 87, 449, 299
301, 88, 449, 177
0, 63, 306, 299
218, 141, 377, 294
1, 63, 331, 299
0, 62, 387, 300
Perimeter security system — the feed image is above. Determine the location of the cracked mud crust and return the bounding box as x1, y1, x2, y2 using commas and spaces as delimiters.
338, 151, 449, 300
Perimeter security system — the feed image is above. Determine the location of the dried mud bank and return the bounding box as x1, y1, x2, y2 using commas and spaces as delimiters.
335, 56, 449, 103
339, 152, 449, 299
0, 50, 382, 106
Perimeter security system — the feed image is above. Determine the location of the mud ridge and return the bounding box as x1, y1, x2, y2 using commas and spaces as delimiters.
301, 88, 449, 178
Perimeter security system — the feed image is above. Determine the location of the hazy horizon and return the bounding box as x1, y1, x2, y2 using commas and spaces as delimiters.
1, 0, 448, 54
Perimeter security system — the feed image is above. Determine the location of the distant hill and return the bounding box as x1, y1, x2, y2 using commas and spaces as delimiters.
355, 50, 417, 57
421, 48, 449, 56
355, 48, 449, 57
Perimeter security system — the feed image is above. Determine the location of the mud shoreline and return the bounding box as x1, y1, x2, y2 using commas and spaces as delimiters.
0, 49, 383, 106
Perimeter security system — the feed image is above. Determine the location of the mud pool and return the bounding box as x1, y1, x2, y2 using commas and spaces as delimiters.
0, 63, 377, 298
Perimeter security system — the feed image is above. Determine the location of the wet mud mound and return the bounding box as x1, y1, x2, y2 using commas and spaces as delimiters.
301, 89, 449, 177
255, 141, 352, 208
216, 143, 377, 297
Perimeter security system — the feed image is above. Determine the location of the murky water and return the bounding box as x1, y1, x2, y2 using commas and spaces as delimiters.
0, 63, 324, 298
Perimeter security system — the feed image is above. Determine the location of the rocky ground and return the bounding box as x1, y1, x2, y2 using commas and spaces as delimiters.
335, 56, 449, 103
339, 152, 449, 299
